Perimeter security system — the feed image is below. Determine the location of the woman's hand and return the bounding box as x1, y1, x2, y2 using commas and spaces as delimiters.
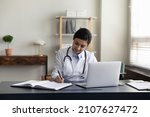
54, 76, 64, 83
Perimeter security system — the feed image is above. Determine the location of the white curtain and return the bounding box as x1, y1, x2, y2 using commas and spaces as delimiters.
130, 0, 150, 69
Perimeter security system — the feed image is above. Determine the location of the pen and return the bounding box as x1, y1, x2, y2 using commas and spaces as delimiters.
57, 70, 64, 83
57, 70, 62, 79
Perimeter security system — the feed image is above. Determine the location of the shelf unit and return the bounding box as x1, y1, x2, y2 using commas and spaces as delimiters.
0, 55, 48, 75
56, 16, 96, 51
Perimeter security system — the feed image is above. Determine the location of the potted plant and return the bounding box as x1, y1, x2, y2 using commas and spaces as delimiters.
2, 35, 13, 56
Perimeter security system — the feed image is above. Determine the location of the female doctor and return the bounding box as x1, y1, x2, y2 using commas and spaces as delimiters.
51, 28, 97, 83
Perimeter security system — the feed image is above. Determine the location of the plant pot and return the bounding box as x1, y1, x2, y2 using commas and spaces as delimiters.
5, 48, 12, 56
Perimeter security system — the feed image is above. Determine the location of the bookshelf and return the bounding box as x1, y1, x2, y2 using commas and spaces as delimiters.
56, 16, 96, 51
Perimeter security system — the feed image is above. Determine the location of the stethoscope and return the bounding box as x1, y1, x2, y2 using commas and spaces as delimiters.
63, 46, 87, 77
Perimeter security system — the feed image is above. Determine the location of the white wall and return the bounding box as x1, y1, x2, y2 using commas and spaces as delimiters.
0, 0, 100, 81
0, 0, 128, 81
100, 0, 128, 63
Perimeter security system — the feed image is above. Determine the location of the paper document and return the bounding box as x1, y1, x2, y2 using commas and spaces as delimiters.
127, 80, 150, 91
11, 80, 72, 90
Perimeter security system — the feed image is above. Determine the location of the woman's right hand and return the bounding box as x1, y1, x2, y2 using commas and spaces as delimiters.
54, 76, 64, 83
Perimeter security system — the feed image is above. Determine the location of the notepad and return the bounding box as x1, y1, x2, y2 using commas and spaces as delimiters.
11, 80, 72, 90
127, 80, 150, 91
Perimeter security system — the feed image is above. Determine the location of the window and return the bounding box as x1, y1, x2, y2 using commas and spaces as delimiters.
130, 0, 150, 69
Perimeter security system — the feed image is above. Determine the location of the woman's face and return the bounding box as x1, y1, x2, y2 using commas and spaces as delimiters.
72, 38, 88, 54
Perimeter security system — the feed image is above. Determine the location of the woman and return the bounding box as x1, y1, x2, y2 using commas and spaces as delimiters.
51, 28, 97, 83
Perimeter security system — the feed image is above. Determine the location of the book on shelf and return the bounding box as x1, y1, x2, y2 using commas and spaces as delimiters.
11, 80, 72, 90
126, 80, 150, 91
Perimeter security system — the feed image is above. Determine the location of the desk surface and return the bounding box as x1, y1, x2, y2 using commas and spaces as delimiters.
0, 81, 150, 100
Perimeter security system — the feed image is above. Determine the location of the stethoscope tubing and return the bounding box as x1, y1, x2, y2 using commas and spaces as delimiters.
63, 47, 87, 75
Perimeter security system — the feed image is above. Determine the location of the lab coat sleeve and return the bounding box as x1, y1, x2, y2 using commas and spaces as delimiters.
89, 52, 97, 63
51, 50, 63, 79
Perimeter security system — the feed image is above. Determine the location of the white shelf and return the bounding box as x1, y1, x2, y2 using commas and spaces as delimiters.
56, 16, 97, 20
55, 34, 73, 36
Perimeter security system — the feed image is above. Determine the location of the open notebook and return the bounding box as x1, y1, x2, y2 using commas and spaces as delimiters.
11, 80, 72, 90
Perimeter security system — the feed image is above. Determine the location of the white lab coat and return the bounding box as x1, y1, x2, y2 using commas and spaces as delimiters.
51, 47, 97, 82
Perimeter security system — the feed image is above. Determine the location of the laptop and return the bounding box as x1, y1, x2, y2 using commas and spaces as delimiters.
76, 61, 121, 88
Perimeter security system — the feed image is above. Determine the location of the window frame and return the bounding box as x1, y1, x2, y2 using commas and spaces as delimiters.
129, 0, 150, 70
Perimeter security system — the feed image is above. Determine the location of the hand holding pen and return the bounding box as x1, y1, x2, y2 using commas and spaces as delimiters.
54, 70, 64, 83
